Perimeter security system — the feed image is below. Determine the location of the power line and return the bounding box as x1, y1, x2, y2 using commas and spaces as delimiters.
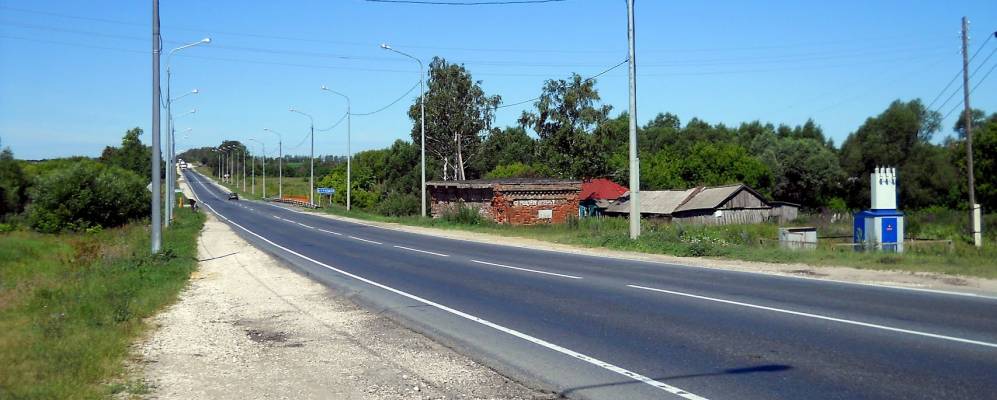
927, 29, 995, 110
316, 112, 349, 132
351, 80, 422, 116
497, 58, 628, 109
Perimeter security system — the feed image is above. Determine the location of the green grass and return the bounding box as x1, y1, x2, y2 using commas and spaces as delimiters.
197, 168, 997, 279
197, 166, 312, 201
0, 210, 205, 399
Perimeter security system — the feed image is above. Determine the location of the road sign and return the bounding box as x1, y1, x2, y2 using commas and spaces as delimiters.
316, 187, 335, 195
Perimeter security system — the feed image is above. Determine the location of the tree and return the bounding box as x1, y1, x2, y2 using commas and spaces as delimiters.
409, 57, 500, 181
839, 99, 948, 209
100, 127, 152, 180
770, 138, 844, 207
519, 73, 612, 178
0, 147, 28, 218
27, 160, 149, 233
471, 127, 536, 177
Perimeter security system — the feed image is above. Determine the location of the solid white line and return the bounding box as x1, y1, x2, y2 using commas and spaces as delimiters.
194, 199, 706, 399
393, 245, 449, 257
349, 236, 383, 245
628, 284, 997, 349
470, 260, 583, 280
318, 228, 343, 236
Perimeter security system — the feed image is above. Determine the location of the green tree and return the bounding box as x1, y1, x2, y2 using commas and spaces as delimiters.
519, 73, 611, 178
27, 160, 150, 233
839, 99, 947, 209
770, 138, 844, 207
471, 127, 536, 177
0, 147, 29, 218
409, 57, 500, 181
100, 127, 152, 180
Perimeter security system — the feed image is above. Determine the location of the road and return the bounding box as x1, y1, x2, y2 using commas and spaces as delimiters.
184, 169, 997, 400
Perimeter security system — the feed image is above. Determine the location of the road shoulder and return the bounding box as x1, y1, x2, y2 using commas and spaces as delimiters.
126, 208, 552, 399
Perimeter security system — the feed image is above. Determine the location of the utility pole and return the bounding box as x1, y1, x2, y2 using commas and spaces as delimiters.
626, 0, 641, 239
150, 0, 162, 253
242, 149, 246, 191
962, 16, 982, 247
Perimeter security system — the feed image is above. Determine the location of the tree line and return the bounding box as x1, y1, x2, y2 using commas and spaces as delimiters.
186, 56, 997, 216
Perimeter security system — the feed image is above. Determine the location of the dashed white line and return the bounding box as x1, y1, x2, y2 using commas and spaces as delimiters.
297, 222, 315, 229
393, 245, 449, 257
470, 260, 583, 280
349, 236, 383, 245
195, 200, 708, 400
628, 284, 997, 349
318, 228, 343, 236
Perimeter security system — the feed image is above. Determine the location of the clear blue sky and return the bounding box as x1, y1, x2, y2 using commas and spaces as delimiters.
1, 0, 995, 160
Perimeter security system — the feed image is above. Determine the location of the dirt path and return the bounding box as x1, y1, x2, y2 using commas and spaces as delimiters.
129, 212, 554, 399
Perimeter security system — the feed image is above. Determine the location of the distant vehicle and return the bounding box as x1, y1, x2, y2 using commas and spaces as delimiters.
227, 192, 239, 200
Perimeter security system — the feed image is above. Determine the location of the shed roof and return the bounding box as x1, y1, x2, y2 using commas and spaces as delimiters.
580, 178, 629, 201
605, 184, 771, 215
427, 179, 581, 191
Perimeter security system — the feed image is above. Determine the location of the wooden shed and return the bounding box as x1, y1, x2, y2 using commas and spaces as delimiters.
605, 184, 776, 225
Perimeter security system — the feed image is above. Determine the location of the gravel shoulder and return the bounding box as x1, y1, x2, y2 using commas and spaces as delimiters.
128, 182, 553, 399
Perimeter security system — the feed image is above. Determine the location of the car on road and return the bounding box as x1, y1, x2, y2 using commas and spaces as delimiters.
227, 192, 239, 200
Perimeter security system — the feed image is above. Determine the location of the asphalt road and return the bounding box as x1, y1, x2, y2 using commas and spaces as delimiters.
184, 169, 997, 400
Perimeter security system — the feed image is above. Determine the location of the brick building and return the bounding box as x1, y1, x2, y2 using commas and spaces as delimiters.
427, 179, 581, 225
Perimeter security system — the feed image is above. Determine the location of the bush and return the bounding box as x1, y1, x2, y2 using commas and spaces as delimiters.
441, 203, 486, 225
377, 192, 420, 216
27, 160, 150, 233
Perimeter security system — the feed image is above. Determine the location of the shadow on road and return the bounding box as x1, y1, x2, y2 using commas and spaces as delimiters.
560, 364, 792, 397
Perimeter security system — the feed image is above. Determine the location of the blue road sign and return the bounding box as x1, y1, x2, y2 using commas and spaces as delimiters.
316, 187, 335, 195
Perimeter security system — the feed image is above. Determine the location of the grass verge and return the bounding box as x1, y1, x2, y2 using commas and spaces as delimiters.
202, 168, 997, 279
0, 209, 205, 399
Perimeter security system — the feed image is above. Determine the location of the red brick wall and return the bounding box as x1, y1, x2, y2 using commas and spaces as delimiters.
492, 190, 579, 225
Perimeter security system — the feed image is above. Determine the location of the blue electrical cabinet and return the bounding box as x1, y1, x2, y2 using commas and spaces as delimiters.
853, 209, 904, 252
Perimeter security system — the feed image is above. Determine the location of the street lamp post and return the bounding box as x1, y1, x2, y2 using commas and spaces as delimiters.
626, 0, 641, 239
249, 138, 266, 198
263, 128, 283, 199
290, 108, 315, 206
381, 43, 426, 217
320, 86, 351, 211
164, 37, 209, 228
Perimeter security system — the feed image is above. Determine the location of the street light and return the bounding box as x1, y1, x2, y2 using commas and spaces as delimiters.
289, 107, 315, 206
263, 128, 283, 199
625, 0, 640, 239
165, 37, 210, 228
381, 43, 426, 217
249, 138, 266, 198
320, 86, 351, 211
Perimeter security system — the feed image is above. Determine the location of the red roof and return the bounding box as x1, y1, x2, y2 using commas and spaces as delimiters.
580, 178, 629, 201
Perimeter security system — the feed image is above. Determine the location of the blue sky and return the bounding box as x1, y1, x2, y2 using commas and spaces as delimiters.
1, 0, 995, 160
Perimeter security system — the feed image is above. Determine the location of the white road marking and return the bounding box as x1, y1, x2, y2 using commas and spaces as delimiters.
318, 228, 343, 236
628, 284, 997, 349
195, 200, 707, 400
470, 260, 582, 280
393, 245, 449, 257
349, 236, 383, 245
297, 222, 315, 229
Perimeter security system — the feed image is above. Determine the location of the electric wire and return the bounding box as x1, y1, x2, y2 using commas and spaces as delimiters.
497, 58, 628, 109
365, 0, 566, 5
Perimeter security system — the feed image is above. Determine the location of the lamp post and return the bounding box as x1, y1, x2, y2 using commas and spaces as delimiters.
626, 0, 641, 239
165, 37, 209, 228
249, 138, 266, 198
320, 86, 351, 211
151, 0, 161, 254
263, 128, 283, 199
290, 107, 315, 206
381, 43, 426, 217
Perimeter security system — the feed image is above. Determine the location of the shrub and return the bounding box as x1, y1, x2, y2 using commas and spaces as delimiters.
441, 203, 486, 225
377, 192, 420, 216
27, 160, 150, 233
